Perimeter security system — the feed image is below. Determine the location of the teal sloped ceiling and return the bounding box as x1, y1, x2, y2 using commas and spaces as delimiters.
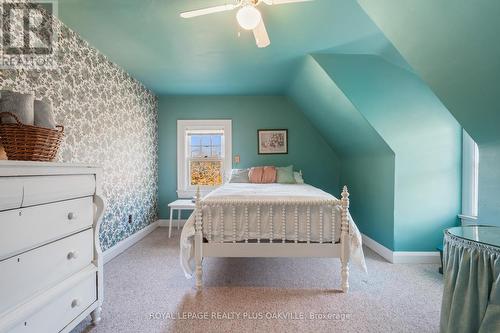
58, 0, 381, 95
320, 33, 414, 74
314, 54, 462, 251
288, 55, 393, 157
357, 0, 500, 225
357, 0, 500, 144
288, 55, 396, 250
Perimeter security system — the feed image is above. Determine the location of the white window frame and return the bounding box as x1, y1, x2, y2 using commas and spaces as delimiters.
460, 130, 479, 225
177, 120, 232, 198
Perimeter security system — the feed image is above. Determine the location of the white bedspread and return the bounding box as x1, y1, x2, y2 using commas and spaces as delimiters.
203, 183, 342, 243
180, 184, 367, 278
203, 183, 336, 202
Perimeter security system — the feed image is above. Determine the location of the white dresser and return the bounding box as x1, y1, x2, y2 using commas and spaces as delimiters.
0, 161, 105, 333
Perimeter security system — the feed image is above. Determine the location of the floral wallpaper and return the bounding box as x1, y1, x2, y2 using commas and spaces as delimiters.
0, 4, 158, 251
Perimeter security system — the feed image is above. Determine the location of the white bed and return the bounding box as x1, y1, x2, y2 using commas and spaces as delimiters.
180, 183, 366, 292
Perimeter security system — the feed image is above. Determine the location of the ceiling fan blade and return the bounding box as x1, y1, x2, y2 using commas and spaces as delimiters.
180, 4, 237, 18
263, 0, 313, 5
253, 19, 270, 48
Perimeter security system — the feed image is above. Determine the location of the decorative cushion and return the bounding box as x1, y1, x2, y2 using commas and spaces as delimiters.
229, 168, 250, 183
261, 166, 277, 183
276, 165, 296, 184
248, 166, 276, 183
0, 90, 34, 125
248, 167, 264, 183
34, 99, 56, 129
294, 171, 304, 184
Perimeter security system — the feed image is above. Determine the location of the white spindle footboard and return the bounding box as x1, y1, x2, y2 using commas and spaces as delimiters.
193, 186, 351, 292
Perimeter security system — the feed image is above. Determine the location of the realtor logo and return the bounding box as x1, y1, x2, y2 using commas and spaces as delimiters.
1, 0, 58, 69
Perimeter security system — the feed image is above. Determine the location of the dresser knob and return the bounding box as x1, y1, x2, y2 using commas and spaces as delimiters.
71, 299, 80, 308
67, 212, 77, 220
67, 251, 79, 260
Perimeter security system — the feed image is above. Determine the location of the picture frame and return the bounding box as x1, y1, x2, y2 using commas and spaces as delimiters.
257, 129, 288, 154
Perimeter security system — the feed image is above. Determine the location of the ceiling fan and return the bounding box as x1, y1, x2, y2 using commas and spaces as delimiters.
180, 0, 313, 48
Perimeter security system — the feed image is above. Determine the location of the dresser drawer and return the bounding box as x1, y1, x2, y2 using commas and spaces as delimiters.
8, 272, 97, 333
0, 197, 93, 260
22, 175, 95, 207
0, 229, 93, 314
0, 178, 23, 211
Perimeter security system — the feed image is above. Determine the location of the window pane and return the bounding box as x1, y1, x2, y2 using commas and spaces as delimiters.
190, 160, 223, 186
189, 134, 223, 158
211, 135, 221, 146
211, 146, 221, 157
201, 146, 211, 157
201, 135, 210, 146
190, 146, 201, 158
462, 130, 480, 218
190, 135, 202, 146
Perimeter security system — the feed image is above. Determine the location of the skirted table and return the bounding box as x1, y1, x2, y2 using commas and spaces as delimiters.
441, 225, 500, 333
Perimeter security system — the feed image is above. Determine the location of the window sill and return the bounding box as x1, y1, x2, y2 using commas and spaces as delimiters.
458, 214, 478, 226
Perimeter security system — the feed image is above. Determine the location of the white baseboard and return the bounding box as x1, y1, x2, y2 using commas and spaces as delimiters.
392, 251, 441, 264
361, 234, 441, 264
158, 218, 187, 228
361, 234, 393, 262
103, 221, 159, 264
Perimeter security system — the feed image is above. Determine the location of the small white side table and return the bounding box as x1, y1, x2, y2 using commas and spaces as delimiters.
168, 199, 195, 238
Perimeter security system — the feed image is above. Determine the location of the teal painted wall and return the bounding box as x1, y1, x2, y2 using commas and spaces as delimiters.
158, 95, 341, 219
315, 54, 462, 251
358, 0, 500, 227
288, 55, 396, 250
340, 155, 395, 249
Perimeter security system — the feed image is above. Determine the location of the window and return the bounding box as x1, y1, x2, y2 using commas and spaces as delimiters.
188, 133, 223, 186
461, 130, 479, 224
177, 120, 231, 198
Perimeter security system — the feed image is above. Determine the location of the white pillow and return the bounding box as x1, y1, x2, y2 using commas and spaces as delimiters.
229, 168, 250, 183
294, 171, 304, 184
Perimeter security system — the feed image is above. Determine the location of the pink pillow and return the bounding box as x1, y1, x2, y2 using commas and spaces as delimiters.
248, 167, 264, 183
262, 166, 276, 183
249, 166, 276, 183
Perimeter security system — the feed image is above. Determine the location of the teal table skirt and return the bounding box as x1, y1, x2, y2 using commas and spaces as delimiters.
440, 233, 500, 333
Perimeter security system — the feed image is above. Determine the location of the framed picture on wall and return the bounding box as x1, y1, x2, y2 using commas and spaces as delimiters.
258, 129, 288, 154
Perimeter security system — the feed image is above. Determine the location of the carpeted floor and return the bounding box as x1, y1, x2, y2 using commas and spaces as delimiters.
72, 227, 443, 333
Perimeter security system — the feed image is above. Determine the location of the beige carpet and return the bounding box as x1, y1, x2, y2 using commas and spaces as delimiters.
72, 227, 443, 333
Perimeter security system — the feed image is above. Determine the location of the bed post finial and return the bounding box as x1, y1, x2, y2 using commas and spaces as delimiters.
340, 185, 350, 293
194, 186, 203, 290
341, 186, 349, 201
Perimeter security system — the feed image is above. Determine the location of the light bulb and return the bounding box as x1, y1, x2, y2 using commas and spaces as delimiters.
236, 5, 261, 30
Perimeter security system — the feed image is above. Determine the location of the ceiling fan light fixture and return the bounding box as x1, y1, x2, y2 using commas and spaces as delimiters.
236, 5, 262, 30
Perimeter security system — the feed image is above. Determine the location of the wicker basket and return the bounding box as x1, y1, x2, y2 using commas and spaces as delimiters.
0, 112, 64, 161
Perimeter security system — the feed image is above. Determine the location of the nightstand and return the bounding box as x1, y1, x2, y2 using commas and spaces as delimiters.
168, 199, 195, 237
